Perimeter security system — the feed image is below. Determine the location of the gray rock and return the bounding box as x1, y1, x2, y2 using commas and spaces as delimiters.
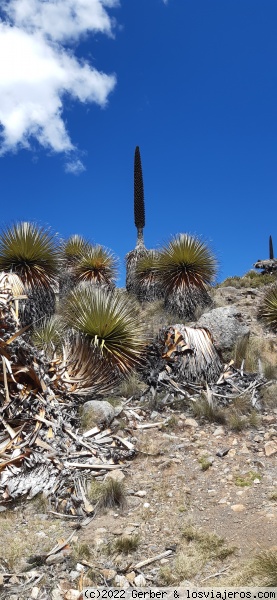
81, 400, 115, 427
196, 306, 249, 351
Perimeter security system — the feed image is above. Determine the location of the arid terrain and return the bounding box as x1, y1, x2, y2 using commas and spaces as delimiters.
0, 277, 277, 599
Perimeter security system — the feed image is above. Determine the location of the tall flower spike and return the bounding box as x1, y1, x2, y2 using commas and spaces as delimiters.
134, 146, 145, 248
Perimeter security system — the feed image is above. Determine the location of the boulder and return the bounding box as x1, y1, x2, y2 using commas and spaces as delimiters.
81, 400, 115, 428
196, 306, 249, 352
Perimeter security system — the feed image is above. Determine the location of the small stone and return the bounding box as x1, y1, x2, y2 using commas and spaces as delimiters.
64, 591, 81, 600
134, 574, 146, 587
113, 575, 130, 588
51, 590, 63, 600
126, 571, 136, 583
228, 448, 236, 457
69, 571, 79, 581
264, 441, 277, 457
253, 479, 261, 484
240, 444, 250, 454
213, 426, 225, 437
184, 418, 198, 428
231, 504, 246, 512
216, 448, 230, 458
134, 490, 146, 497
0, 505, 7, 513
31, 589, 40, 600
143, 502, 150, 508
101, 569, 117, 581
46, 552, 66, 565
105, 469, 125, 482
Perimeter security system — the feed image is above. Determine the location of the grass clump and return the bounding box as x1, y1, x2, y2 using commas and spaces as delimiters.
98, 478, 127, 510
218, 271, 276, 289
198, 455, 213, 471
227, 411, 248, 432
107, 535, 140, 555
72, 542, 91, 561
191, 397, 226, 424
252, 550, 277, 586
234, 336, 277, 376
234, 471, 261, 487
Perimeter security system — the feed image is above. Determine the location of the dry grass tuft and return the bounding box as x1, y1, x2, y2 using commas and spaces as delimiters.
98, 478, 127, 510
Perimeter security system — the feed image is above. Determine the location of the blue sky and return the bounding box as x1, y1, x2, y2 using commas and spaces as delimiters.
0, 0, 276, 286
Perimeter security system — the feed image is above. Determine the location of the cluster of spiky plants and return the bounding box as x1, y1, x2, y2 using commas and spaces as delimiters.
258, 285, 277, 332
61, 285, 145, 374
0, 222, 59, 290
60, 236, 117, 291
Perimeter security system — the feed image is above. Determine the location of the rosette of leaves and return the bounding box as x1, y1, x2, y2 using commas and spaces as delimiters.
73, 244, 118, 288
31, 315, 65, 358
0, 222, 59, 289
258, 285, 277, 331
157, 234, 218, 320
62, 285, 145, 374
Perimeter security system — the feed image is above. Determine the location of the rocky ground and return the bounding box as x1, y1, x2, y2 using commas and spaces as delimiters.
0, 279, 277, 599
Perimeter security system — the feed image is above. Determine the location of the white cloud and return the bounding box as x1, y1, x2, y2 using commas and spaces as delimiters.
65, 158, 86, 175
0, 1, 118, 167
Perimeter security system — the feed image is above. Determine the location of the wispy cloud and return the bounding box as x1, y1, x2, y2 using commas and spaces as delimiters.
0, 0, 119, 169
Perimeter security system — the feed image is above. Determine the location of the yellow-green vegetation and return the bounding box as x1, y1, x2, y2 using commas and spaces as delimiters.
0, 222, 59, 289
88, 478, 127, 511
117, 371, 145, 398
74, 244, 118, 287
157, 234, 217, 320
97, 478, 127, 510
218, 271, 276, 289
107, 534, 140, 555
31, 315, 64, 357
191, 396, 226, 424
72, 542, 91, 561
233, 336, 277, 376
252, 550, 277, 586
62, 286, 145, 374
198, 455, 213, 471
219, 550, 277, 587
160, 523, 235, 585
227, 411, 248, 432
259, 285, 277, 332
0, 508, 66, 571
234, 471, 261, 487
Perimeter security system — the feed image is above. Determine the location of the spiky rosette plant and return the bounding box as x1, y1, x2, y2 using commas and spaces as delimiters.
157, 234, 218, 320
62, 286, 145, 374
31, 315, 65, 358
135, 250, 163, 302
0, 222, 58, 289
59, 235, 90, 299
74, 244, 118, 288
0, 222, 59, 326
56, 333, 119, 395
258, 285, 277, 331
60, 235, 89, 266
